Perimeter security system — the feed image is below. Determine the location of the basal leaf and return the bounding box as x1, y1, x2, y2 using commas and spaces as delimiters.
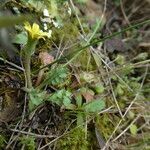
12, 32, 27, 45
83, 99, 105, 113
48, 89, 72, 106
63, 97, 71, 107
75, 93, 82, 107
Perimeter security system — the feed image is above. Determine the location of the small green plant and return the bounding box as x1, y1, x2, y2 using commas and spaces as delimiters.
20, 22, 52, 110
48, 89, 72, 107
74, 90, 105, 127
27, 66, 70, 111
23, 22, 51, 89
55, 89, 105, 149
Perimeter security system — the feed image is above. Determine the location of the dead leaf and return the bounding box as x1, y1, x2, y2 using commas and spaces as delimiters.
39, 52, 54, 65
81, 89, 95, 103
105, 37, 127, 53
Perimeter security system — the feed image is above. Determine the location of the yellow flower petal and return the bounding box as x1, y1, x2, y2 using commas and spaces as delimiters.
24, 22, 51, 40
24, 22, 32, 32
32, 23, 40, 33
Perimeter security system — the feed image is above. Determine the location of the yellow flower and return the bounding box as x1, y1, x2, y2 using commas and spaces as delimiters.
24, 22, 51, 40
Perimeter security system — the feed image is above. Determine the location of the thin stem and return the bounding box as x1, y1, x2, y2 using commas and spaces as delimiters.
23, 38, 37, 89
0, 57, 24, 71
24, 53, 32, 89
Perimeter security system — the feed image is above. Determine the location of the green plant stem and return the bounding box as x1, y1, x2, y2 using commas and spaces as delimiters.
24, 53, 32, 89
23, 39, 37, 89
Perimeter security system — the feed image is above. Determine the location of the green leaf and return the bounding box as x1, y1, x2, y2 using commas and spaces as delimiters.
130, 124, 137, 136
116, 83, 124, 96
83, 99, 105, 113
27, 0, 45, 11
63, 97, 71, 106
12, 32, 27, 45
19, 136, 36, 150
65, 104, 76, 110
76, 0, 88, 3
80, 72, 95, 83
93, 84, 105, 94
121, 64, 134, 75
115, 54, 125, 65
113, 0, 120, 6
127, 111, 135, 119
40, 66, 69, 88
48, 89, 72, 106
77, 113, 85, 127
75, 93, 82, 107
28, 89, 46, 111
92, 53, 102, 67
134, 52, 148, 61
0, 135, 6, 148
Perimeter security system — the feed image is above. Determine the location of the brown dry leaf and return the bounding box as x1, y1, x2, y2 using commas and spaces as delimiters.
39, 52, 54, 65
36, 52, 54, 86
82, 90, 94, 103
82, 92, 94, 102
105, 37, 127, 53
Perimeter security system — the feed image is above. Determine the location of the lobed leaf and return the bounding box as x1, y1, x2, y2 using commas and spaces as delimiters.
83, 99, 105, 113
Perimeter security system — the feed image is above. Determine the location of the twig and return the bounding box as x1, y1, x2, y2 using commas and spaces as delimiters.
113, 115, 140, 141
19, 94, 27, 129
120, 0, 130, 25
0, 57, 24, 71
39, 134, 64, 150
9, 129, 57, 138
69, 0, 86, 36
105, 60, 123, 118
6, 122, 20, 149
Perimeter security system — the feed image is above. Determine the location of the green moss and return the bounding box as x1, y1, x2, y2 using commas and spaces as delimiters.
96, 114, 120, 139
74, 49, 99, 71
57, 128, 90, 150
19, 136, 36, 150
52, 21, 79, 44
0, 135, 6, 150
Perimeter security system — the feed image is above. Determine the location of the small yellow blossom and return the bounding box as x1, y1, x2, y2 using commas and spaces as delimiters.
24, 22, 51, 40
